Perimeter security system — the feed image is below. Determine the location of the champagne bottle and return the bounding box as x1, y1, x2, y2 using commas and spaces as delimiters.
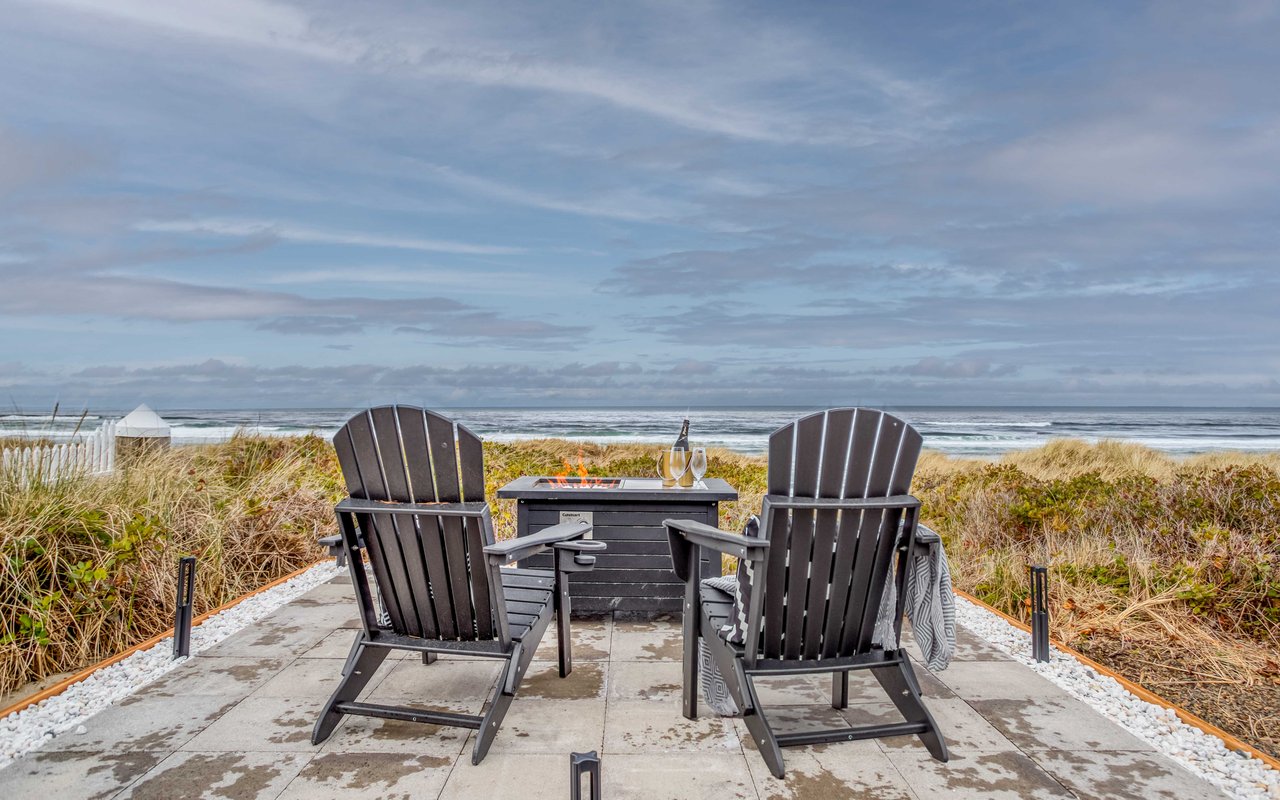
673, 418, 690, 451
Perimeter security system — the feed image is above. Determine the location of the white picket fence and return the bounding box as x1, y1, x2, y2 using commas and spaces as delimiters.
0, 421, 117, 486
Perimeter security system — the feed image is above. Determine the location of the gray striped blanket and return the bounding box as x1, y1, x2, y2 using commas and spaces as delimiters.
699, 523, 955, 716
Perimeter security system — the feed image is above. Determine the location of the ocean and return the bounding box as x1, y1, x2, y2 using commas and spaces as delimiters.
4, 407, 1280, 457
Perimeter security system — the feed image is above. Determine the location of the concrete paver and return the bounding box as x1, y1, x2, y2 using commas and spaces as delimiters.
0, 748, 166, 799
0, 574, 1238, 799
275, 751, 455, 800
118, 750, 312, 800
745, 742, 919, 800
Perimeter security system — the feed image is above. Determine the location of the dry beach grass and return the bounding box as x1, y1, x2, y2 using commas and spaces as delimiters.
0, 436, 338, 701
1, 435, 1277, 757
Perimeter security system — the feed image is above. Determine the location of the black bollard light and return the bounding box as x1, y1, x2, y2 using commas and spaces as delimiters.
173, 556, 196, 659
1030, 565, 1050, 663
570, 750, 602, 800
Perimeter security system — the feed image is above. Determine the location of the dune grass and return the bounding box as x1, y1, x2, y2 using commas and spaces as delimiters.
0, 435, 340, 697
2, 434, 1277, 753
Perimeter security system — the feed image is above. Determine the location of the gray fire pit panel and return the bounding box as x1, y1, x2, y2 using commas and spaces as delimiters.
497, 477, 737, 616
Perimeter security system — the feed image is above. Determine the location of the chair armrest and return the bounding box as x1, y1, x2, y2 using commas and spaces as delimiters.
484, 520, 592, 565
336, 498, 488, 517
665, 518, 769, 582
665, 519, 769, 559
553, 538, 607, 571
552, 539, 608, 553
762, 494, 920, 511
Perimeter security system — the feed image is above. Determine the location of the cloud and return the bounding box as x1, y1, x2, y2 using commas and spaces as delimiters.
135, 218, 524, 255
0, 126, 104, 198
7, 356, 1275, 409
882, 358, 1019, 379
978, 117, 1280, 205
29, 0, 940, 145
416, 162, 685, 223
4, 2, 1280, 406
0, 266, 587, 344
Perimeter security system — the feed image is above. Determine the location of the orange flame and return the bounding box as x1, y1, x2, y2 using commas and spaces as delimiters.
546, 450, 611, 487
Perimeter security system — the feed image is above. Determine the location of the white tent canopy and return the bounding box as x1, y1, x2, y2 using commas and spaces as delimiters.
116, 404, 171, 438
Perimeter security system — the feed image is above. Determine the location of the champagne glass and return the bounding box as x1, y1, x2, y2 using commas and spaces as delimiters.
668, 447, 690, 488
690, 447, 708, 489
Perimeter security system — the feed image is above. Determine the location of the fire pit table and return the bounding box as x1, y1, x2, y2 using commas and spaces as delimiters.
496, 476, 737, 616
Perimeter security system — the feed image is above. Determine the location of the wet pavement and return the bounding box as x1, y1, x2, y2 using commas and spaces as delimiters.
0, 574, 1232, 799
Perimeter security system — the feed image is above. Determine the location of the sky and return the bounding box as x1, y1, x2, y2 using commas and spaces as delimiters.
1, 0, 1278, 409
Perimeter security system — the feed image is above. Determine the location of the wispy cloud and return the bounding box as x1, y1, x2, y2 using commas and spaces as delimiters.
28, 0, 937, 145
134, 218, 524, 255
417, 162, 684, 223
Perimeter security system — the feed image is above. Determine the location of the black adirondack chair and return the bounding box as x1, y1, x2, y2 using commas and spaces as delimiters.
313, 406, 606, 764
665, 408, 948, 778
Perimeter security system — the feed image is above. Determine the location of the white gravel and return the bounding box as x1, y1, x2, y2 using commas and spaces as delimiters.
955, 596, 1280, 800
0, 561, 342, 770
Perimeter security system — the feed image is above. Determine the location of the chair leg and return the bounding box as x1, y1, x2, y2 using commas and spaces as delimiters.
556, 570, 573, 678
901, 654, 922, 696
472, 657, 517, 765
831, 670, 849, 709
313, 641, 390, 744
681, 576, 700, 720
871, 658, 948, 762
340, 631, 364, 676
740, 673, 785, 778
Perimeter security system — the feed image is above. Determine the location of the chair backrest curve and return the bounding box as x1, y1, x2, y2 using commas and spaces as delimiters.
333, 405, 500, 642
755, 408, 923, 661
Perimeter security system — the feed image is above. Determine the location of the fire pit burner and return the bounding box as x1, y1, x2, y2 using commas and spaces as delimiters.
535, 476, 623, 488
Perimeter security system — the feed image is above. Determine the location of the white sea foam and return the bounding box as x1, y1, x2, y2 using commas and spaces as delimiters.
5, 407, 1280, 457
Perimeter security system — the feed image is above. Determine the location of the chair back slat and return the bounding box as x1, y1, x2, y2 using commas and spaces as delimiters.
781, 411, 824, 658
766, 422, 794, 495
398, 521, 440, 639
466, 512, 496, 639
396, 407, 437, 502
761, 496, 789, 658
458, 424, 485, 502
441, 514, 476, 636
345, 411, 390, 501
371, 406, 411, 500
362, 511, 409, 632
817, 409, 855, 497
426, 411, 461, 502
752, 409, 924, 663
335, 406, 503, 643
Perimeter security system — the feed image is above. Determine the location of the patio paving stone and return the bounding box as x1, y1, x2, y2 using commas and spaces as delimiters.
39, 691, 241, 755
968, 696, 1153, 752
480, 698, 607, 755
605, 699, 740, 753
0, 748, 166, 799
276, 751, 456, 799
746, 742, 919, 800
0, 569, 1243, 799
181, 695, 329, 752
1028, 749, 1231, 800
606, 752, 760, 799
883, 749, 1074, 799
117, 750, 312, 800
607, 660, 682, 702
609, 619, 683, 661
434, 753, 570, 800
